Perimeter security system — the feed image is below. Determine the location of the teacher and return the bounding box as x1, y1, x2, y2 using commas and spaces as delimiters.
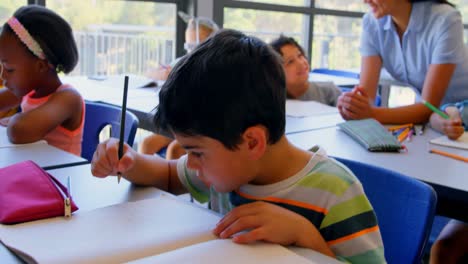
337, 0, 468, 124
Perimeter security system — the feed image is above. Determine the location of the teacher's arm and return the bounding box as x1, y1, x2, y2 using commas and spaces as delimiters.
337, 55, 382, 120
371, 63, 455, 124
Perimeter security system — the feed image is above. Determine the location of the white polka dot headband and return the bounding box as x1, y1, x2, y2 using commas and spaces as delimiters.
7, 16, 46, 60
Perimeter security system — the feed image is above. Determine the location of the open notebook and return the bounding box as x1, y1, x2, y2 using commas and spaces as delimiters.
0, 195, 320, 264
429, 132, 468, 150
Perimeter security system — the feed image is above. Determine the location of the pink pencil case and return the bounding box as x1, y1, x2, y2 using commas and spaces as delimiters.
0, 160, 78, 224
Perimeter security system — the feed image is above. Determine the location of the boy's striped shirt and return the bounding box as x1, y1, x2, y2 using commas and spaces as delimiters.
177, 146, 386, 263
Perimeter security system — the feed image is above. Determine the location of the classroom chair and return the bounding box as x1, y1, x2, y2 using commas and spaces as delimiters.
334, 157, 437, 264
82, 101, 139, 161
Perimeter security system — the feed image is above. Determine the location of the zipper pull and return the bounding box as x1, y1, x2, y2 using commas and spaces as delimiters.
64, 197, 72, 218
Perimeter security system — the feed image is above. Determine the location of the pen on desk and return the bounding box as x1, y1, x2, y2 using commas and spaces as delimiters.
65, 176, 72, 217
429, 149, 468, 163
421, 99, 450, 119
117, 75, 129, 184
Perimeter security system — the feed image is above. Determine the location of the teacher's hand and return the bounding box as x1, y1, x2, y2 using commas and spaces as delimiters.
337, 87, 375, 120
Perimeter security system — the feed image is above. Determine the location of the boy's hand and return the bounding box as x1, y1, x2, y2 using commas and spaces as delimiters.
213, 201, 334, 257
337, 86, 374, 120
91, 138, 137, 178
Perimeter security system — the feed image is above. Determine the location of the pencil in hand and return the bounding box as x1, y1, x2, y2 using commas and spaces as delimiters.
421, 99, 449, 119
117, 75, 129, 184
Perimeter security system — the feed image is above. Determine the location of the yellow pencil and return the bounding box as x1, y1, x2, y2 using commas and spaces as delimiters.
429, 149, 468, 163
388, 123, 413, 131
397, 127, 411, 142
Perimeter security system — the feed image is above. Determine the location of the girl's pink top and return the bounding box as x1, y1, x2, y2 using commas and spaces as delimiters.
21, 84, 85, 156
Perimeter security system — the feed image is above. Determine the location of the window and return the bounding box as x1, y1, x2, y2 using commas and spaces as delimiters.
220, 0, 364, 70
315, 0, 366, 12
0, 1, 27, 23
451, 0, 468, 23
47, 0, 176, 76
234, 0, 310, 7
224, 8, 308, 46
312, 15, 361, 69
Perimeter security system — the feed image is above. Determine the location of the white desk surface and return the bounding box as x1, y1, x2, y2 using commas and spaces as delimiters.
0, 141, 87, 169
288, 126, 467, 192
287, 126, 468, 221
0, 164, 340, 264
286, 114, 344, 134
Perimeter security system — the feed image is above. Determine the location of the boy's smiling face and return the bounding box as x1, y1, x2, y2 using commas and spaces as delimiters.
174, 133, 257, 193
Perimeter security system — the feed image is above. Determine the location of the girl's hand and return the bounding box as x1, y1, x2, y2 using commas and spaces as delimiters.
430, 107, 464, 140
212, 201, 334, 257
91, 138, 137, 178
337, 87, 374, 120
0, 116, 10, 126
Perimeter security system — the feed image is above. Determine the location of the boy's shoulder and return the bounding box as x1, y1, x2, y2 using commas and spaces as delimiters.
301, 146, 361, 196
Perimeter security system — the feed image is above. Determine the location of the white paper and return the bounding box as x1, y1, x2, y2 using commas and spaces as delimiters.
286, 100, 338, 118
0, 195, 220, 264
127, 239, 316, 264
285, 114, 344, 134
429, 132, 468, 150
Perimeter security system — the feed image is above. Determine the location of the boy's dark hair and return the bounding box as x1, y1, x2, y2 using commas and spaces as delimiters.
270, 35, 306, 58
154, 29, 286, 150
3, 5, 78, 73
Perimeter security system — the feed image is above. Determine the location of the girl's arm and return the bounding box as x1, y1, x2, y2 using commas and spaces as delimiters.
0, 88, 21, 112
7, 88, 83, 143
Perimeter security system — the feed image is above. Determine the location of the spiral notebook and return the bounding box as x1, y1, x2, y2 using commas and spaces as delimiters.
338, 118, 403, 152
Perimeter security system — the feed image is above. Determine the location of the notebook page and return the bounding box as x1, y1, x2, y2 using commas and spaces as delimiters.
429, 132, 468, 150
0, 195, 221, 264
127, 239, 319, 264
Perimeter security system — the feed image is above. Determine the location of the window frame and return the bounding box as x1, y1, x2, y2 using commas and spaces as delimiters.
213, 0, 364, 66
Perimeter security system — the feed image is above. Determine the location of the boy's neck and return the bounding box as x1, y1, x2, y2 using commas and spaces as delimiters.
249, 136, 312, 186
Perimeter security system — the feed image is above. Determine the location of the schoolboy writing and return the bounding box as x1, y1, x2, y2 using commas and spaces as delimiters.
0, 5, 84, 156
91, 29, 385, 263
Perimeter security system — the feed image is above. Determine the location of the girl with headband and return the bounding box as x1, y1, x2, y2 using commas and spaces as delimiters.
0, 5, 84, 156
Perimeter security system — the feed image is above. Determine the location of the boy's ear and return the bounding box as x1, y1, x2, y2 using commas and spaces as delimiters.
242, 125, 267, 160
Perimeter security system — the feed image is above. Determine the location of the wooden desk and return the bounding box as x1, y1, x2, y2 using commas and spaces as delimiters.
1, 164, 340, 263
287, 126, 468, 221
